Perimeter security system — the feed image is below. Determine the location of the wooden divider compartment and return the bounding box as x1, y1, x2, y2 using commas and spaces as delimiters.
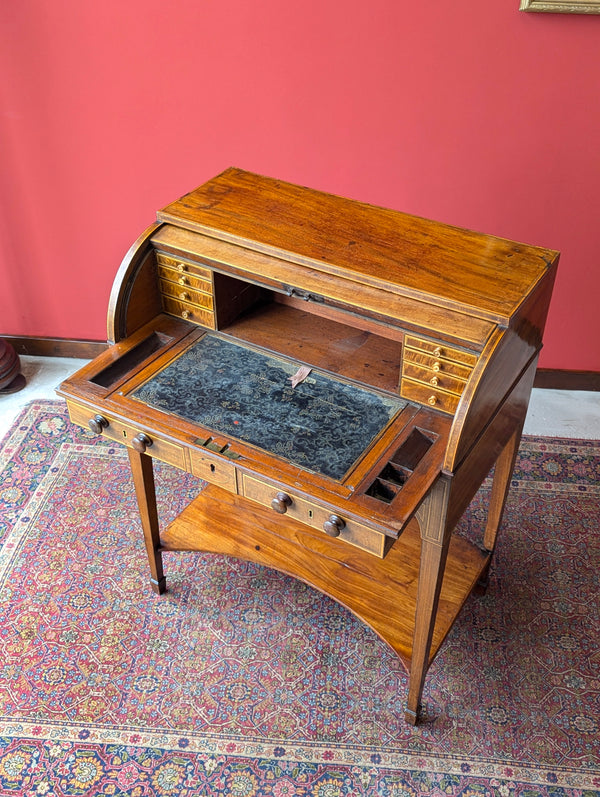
365, 427, 436, 504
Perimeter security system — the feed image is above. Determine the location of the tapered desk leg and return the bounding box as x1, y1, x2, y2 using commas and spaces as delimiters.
406, 477, 452, 724
127, 448, 166, 594
476, 421, 524, 593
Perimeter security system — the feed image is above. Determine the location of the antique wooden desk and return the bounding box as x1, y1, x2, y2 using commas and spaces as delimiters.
57, 168, 558, 723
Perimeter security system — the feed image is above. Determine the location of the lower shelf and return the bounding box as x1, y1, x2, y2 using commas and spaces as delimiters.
161, 483, 488, 670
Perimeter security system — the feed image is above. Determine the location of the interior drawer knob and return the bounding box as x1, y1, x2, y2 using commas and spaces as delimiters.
88, 414, 109, 434
271, 492, 292, 514
132, 433, 153, 453
323, 514, 345, 537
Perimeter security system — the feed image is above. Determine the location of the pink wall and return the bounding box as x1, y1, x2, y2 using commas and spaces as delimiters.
1, 1, 599, 369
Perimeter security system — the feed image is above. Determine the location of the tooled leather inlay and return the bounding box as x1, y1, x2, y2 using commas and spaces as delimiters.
132, 334, 406, 480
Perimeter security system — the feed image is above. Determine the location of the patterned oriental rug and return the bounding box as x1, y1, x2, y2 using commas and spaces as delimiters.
0, 401, 598, 796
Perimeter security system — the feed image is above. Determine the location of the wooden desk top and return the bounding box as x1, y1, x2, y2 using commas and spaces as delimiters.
158, 168, 558, 324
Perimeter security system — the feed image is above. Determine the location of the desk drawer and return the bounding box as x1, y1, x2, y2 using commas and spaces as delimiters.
190, 449, 238, 493
159, 279, 214, 310
66, 401, 187, 470
161, 296, 216, 328
403, 347, 473, 381
402, 361, 467, 396
401, 335, 475, 413
157, 265, 213, 295
404, 336, 478, 368
400, 378, 461, 415
242, 474, 388, 557
155, 252, 213, 282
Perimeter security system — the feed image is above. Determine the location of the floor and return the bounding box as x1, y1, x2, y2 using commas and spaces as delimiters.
1, 355, 599, 442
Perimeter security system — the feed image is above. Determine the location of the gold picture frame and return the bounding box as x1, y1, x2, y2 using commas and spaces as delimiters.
520, 0, 600, 11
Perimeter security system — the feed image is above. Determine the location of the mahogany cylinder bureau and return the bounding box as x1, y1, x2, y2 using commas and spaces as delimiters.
57, 168, 559, 723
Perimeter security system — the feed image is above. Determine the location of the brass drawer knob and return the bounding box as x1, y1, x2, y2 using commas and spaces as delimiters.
432, 361, 441, 372
430, 376, 439, 386
88, 414, 109, 434
177, 263, 188, 273
179, 291, 190, 301
132, 433, 153, 453
433, 346, 442, 357
178, 277, 188, 285
323, 514, 345, 537
271, 492, 292, 514
428, 395, 437, 406
181, 310, 191, 320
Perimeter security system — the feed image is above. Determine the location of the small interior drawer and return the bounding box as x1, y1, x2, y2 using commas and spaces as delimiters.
161, 297, 216, 328
404, 336, 478, 367
403, 347, 473, 381
242, 474, 389, 557
402, 361, 467, 396
399, 378, 461, 415
159, 279, 214, 310
157, 265, 213, 294
155, 251, 213, 281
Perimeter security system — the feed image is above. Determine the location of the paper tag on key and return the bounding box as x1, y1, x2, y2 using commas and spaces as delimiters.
288, 365, 312, 388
